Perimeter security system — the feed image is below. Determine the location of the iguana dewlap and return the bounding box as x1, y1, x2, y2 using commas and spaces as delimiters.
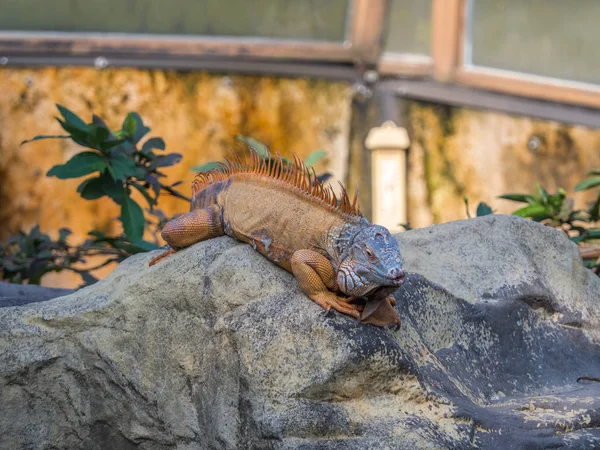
149, 150, 405, 328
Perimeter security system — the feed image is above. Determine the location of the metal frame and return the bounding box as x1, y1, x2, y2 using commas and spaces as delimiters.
0, 32, 353, 63
378, 54, 433, 77
380, 0, 600, 112
456, 0, 600, 109
380, 78, 600, 129
431, 0, 462, 82
0, 53, 360, 82
349, 0, 388, 66
0, 0, 388, 67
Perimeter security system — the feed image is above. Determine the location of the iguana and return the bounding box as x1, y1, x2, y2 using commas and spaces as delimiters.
149, 150, 405, 328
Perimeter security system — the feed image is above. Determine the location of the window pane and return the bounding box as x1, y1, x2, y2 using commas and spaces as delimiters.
384, 0, 432, 55
0, 0, 350, 41
468, 0, 600, 85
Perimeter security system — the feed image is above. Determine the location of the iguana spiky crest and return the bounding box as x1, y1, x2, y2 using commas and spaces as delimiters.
192, 149, 361, 217
151, 148, 404, 329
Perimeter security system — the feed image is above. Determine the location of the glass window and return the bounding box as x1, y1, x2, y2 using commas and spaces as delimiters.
0, 0, 350, 42
467, 0, 600, 85
383, 0, 432, 55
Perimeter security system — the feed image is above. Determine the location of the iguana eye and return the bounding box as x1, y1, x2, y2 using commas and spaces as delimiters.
365, 247, 376, 262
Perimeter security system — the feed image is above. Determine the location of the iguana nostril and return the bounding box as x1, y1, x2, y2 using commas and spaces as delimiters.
388, 267, 405, 284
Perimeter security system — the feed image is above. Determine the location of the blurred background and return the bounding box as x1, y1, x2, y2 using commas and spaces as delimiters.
1, 0, 599, 288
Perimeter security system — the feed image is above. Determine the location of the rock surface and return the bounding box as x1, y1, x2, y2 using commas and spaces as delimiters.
1, 215, 599, 449
0, 282, 73, 307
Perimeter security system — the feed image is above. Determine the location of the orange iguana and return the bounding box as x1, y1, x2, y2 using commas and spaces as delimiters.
149, 150, 405, 328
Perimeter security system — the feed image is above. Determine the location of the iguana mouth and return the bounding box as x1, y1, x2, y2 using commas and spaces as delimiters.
385, 269, 406, 286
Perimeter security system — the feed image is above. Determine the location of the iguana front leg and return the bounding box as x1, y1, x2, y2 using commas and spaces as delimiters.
291, 249, 363, 319
149, 205, 224, 266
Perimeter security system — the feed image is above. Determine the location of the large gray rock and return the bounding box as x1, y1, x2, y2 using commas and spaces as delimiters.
1, 215, 599, 449
0, 282, 73, 307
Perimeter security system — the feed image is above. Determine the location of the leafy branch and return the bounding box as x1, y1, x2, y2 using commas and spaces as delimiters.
0, 226, 149, 285
23, 105, 189, 243
500, 180, 600, 273
2, 106, 191, 286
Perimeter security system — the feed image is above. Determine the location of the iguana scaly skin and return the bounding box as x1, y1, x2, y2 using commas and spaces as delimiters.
149, 150, 405, 328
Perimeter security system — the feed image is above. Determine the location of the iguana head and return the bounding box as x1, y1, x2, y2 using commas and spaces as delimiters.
336, 225, 405, 297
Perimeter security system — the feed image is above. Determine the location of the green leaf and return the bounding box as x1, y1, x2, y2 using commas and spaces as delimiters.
122, 113, 138, 138
235, 135, 269, 157
21, 135, 71, 146
58, 228, 72, 243
574, 230, 600, 243
88, 230, 108, 240
77, 177, 106, 200
99, 139, 126, 152
575, 176, 600, 192
91, 114, 111, 130
588, 170, 600, 176
512, 204, 548, 218
535, 184, 549, 205
122, 112, 150, 143
80, 272, 99, 286
148, 153, 182, 170
102, 179, 126, 204
101, 238, 158, 254
77, 174, 125, 203
476, 202, 493, 217
585, 230, 600, 239
498, 194, 534, 204
190, 161, 222, 172
304, 150, 327, 167
316, 172, 332, 183
34, 250, 54, 260
145, 175, 161, 197
589, 195, 600, 222
56, 105, 87, 131
109, 153, 138, 181
128, 239, 160, 252
47, 152, 107, 179
121, 197, 145, 242
92, 125, 110, 145
142, 137, 166, 153
2, 261, 20, 272
56, 119, 93, 147
130, 181, 157, 207
133, 114, 150, 143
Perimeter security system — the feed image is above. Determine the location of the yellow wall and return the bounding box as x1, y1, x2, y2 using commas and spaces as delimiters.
0, 67, 352, 236
2, 67, 600, 288
0, 67, 352, 287
406, 102, 600, 228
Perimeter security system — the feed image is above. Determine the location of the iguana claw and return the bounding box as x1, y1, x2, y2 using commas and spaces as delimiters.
321, 308, 335, 318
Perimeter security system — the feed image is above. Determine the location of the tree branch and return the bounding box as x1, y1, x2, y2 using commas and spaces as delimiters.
160, 184, 191, 202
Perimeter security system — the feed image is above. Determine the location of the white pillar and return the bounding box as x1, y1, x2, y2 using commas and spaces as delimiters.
365, 121, 410, 233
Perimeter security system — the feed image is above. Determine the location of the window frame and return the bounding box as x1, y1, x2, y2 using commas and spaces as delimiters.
0, 0, 383, 65
380, 0, 600, 110
0, 0, 599, 111
455, 0, 600, 109
0, 32, 352, 61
